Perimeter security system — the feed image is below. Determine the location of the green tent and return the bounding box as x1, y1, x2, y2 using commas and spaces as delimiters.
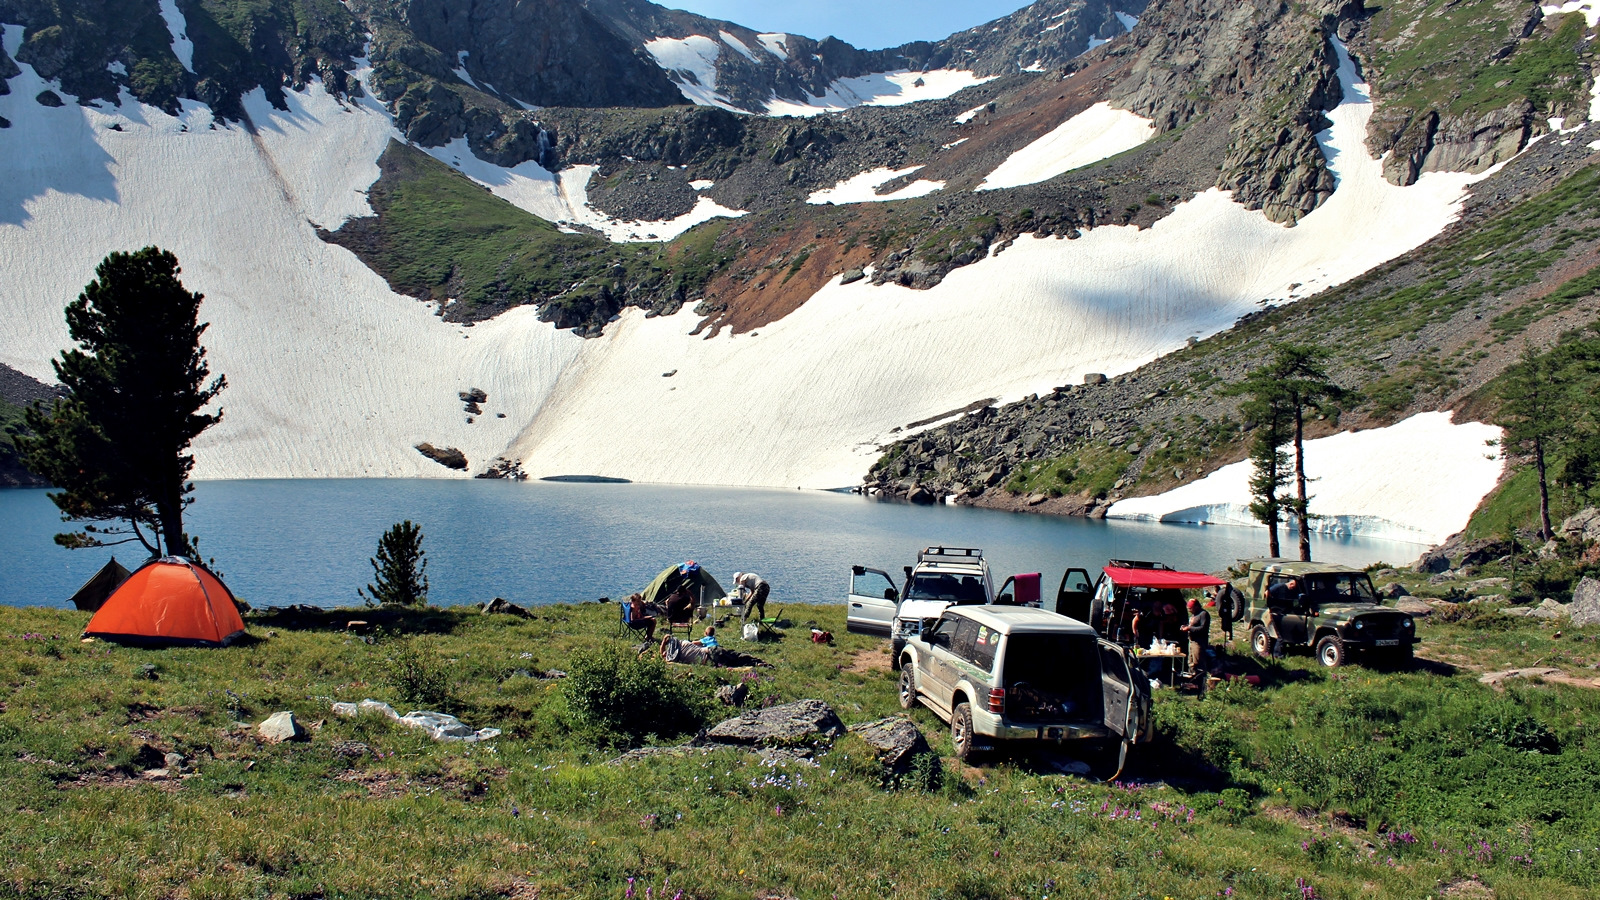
640, 563, 726, 608
67, 557, 132, 612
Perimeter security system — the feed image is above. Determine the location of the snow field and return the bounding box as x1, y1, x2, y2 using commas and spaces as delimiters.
643, 36, 735, 110
976, 101, 1156, 191
1115, 11, 1140, 31
1105, 413, 1503, 545
764, 70, 996, 117
422, 139, 747, 242
719, 31, 759, 63
0, 31, 584, 479
756, 33, 789, 59
806, 166, 945, 204
955, 103, 988, 124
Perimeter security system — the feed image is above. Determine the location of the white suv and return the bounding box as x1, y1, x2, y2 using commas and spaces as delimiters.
846, 547, 993, 668
899, 605, 1153, 763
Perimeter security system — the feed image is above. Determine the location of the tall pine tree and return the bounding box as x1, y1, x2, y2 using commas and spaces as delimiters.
18, 248, 225, 557
1495, 344, 1565, 540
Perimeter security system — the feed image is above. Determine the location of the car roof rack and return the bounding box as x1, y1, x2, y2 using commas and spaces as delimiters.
1106, 559, 1173, 570
919, 546, 984, 562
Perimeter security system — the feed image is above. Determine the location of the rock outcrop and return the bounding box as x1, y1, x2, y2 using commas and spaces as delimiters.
415, 442, 468, 470
704, 699, 845, 746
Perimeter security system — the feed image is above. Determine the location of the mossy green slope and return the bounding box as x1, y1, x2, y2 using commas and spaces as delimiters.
321, 140, 734, 332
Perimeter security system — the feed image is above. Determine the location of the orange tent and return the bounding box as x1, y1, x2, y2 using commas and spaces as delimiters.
84, 557, 246, 647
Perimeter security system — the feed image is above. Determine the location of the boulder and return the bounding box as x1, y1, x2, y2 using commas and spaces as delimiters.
1570, 577, 1600, 627
1529, 598, 1568, 620
715, 683, 748, 707
1560, 507, 1600, 543
1378, 582, 1409, 599
163, 752, 187, 771
397, 710, 502, 742
331, 702, 360, 717
1395, 597, 1432, 616
258, 711, 308, 743
906, 486, 935, 505
1413, 547, 1451, 574
1083, 373, 1108, 385
1457, 538, 1510, 568
482, 596, 533, 618
414, 442, 468, 470
850, 716, 930, 774
705, 699, 845, 746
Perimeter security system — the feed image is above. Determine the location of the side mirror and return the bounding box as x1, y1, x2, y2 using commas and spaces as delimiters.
885, 588, 899, 601
903, 565, 914, 579
930, 632, 950, 647
851, 565, 865, 576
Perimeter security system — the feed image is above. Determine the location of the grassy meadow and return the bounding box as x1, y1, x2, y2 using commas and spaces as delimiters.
1, 597, 1597, 900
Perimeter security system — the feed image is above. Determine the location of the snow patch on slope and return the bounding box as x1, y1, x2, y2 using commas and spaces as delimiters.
1542, 1, 1600, 28
977, 102, 1155, 190
955, 103, 988, 124
157, 0, 195, 73
766, 70, 995, 117
500, 37, 1492, 490
719, 31, 759, 63
421, 139, 746, 242
807, 166, 944, 204
644, 36, 740, 111
1106, 413, 1502, 544
0, 45, 584, 479
1115, 11, 1140, 31
756, 33, 789, 59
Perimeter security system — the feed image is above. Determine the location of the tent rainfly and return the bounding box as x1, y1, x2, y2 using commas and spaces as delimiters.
84, 556, 246, 647
67, 557, 132, 612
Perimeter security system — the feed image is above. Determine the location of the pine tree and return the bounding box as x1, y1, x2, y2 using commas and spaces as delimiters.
1495, 344, 1565, 540
360, 521, 430, 607
1235, 380, 1293, 557
17, 247, 225, 557
1268, 345, 1348, 561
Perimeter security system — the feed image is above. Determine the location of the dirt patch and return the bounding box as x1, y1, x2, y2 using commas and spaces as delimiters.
1440, 875, 1495, 899
843, 648, 892, 674
1478, 667, 1600, 690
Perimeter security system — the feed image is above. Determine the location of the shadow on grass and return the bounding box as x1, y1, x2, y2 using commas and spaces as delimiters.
245, 605, 470, 635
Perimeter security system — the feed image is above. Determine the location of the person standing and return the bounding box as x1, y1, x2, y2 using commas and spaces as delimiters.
1215, 585, 1236, 643
732, 571, 770, 621
1181, 598, 1211, 677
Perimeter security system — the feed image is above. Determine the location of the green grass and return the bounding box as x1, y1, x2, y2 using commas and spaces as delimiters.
323, 142, 735, 331
1369, 0, 1589, 117
1, 601, 1598, 898
1004, 443, 1133, 498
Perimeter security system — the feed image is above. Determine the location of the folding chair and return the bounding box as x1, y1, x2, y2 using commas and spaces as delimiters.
617, 601, 655, 640
755, 606, 784, 639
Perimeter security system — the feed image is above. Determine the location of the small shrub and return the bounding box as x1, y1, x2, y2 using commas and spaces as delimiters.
563, 644, 711, 746
383, 638, 455, 711
888, 750, 945, 793
360, 520, 429, 607
1474, 712, 1559, 753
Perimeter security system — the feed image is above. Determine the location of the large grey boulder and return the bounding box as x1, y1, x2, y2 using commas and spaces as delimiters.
1529, 598, 1568, 620
850, 716, 930, 773
1395, 597, 1433, 616
1570, 577, 1600, 627
258, 711, 308, 743
1413, 547, 1451, 574
705, 699, 845, 746
1561, 508, 1600, 543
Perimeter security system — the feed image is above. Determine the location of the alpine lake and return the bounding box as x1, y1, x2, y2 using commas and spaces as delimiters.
1, 479, 1427, 609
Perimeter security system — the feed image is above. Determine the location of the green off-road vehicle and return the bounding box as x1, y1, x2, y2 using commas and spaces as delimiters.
1236, 559, 1418, 667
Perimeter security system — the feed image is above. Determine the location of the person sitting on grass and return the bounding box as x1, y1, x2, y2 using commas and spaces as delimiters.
627, 593, 656, 641
699, 625, 719, 649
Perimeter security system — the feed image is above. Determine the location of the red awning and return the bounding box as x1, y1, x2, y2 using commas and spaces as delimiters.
1103, 566, 1227, 589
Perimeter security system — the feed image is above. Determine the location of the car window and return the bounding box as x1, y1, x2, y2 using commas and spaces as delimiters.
907, 574, 959, 601
1062, 571, 1094, 594
955, 576, 987, 605
950, 617, 980, 661
1304, 573, 1377, 603
1265, 575, 1306, 607
971, 624, 999, 671
851, 569, 896, 599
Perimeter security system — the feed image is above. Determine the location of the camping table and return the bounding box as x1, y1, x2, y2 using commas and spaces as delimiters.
1139, 648, 1186, 688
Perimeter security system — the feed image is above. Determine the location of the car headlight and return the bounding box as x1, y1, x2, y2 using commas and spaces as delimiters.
1354, 620, 1364, 630
1402, 618, 1413, 629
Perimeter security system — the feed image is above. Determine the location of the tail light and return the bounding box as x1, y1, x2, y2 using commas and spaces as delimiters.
987, 688, 1005, 714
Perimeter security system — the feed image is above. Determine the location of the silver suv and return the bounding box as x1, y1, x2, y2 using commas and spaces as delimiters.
898, 605, 1153, 763
846, 547, 993, 668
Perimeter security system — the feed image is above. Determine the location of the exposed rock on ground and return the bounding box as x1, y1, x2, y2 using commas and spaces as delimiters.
415, 442, 468, 470
703, 699, 845, 746
258, 711, 308, 743
849, 716, 931, 775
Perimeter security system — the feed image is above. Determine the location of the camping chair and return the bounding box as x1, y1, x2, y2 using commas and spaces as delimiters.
617, 601, 654, 640
754, 606, 784, 639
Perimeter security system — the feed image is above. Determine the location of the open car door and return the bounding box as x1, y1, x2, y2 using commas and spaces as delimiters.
1055, 568, 1094, 622
847, 566, 899, 636
1097, 639, 1152, 743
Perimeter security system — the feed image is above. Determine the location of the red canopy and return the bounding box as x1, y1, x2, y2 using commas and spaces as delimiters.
1103, 566, 1226, 589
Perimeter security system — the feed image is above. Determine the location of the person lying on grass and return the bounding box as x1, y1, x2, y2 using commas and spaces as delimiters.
656, 633, 768, 668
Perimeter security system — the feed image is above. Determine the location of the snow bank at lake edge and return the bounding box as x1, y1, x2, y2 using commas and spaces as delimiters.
1105, 412, 1504, 545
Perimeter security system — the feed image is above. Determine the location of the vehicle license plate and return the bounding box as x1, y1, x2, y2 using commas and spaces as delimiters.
1375, 639, 1400, 647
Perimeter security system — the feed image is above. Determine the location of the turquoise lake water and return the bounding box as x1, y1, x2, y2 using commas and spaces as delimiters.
0, 480, 1426, 609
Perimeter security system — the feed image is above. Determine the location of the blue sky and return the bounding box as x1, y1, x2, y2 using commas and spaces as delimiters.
663, 1, 1036, 49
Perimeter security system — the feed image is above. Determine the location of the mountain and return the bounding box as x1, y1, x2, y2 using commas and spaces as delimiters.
1, 0, 1596, 541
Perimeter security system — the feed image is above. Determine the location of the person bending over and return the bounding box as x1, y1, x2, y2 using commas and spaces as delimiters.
732, 571, 770, 621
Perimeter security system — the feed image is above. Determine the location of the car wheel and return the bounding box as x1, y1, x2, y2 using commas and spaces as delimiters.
1316, 634, 1346, 668
951, 702, 978, 762
1251, 624, 1271, 657
898, 665, 918, 710
890, 639, 904, 670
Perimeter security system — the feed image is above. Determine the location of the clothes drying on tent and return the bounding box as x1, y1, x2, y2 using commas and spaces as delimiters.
67, 557, 133, 612
83, 556, 247, 647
